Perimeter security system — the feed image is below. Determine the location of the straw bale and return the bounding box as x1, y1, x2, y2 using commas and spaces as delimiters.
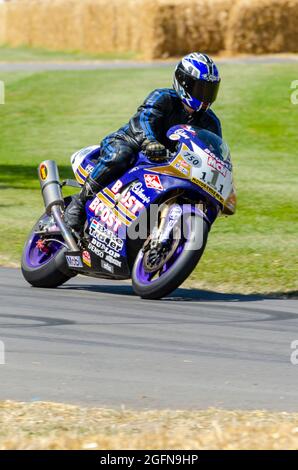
226, 0, 298, 54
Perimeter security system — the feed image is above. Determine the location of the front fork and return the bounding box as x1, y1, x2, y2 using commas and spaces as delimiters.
143, 192, 210, 254
143, 192, 184, 252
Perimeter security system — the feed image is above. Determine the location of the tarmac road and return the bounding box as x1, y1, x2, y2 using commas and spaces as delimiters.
0, 267, 297, 410
0, 55, 298, 72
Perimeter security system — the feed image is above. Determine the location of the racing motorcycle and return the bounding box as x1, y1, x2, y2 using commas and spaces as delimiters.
21, 125, 236, 299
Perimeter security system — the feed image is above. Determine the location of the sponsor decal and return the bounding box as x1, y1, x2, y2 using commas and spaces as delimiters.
110, 181, 146, 213
169, 205, 183, 221
82, 250, 91, 267
99, 192, 133, 223
169, 133, 180, 141
105, 255, 122, 268
207, 155, 228, 177
144, 174, 164, 191
111, 180, 123, 194
85, 164, 95, 174
146, 161, 189, 179
202, 73, 219, 82
90, 237, 122, 260
131, 182, 151, 204
88, 240, 122, 268
160, 205, 182, 242
180, 149, 202, 168
118, 191, 144, 215
91, 188, 144, 227
191, 177, 224, 204
89, 198, 124, 230
89, 219, 123, 252
181, 125, 196, 134
88, 241, 104, 259
101, 260, 114, 274
39, 164, 48, 181
169, 128, 191, 141
172, 154, 191, 177
66, 255, 83, 268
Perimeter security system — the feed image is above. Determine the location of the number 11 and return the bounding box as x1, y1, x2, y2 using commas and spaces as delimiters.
208, 169, 219, 188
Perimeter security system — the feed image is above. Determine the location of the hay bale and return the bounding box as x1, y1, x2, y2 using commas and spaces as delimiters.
0, 3, 7, 45
5, 0, 85, 50
81, 0, 144, 54
226, 0, 298, 54
0, 0, 236, 58
1, 0, 298, 57
1, 0, 145, 54
141, 0, 235, 59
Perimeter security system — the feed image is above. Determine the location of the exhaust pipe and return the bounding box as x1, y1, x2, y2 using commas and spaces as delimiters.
38, 160, 79, 252
38, 160, 64, 213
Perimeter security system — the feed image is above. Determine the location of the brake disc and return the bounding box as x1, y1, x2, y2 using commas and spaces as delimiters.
143, 226, 180, 273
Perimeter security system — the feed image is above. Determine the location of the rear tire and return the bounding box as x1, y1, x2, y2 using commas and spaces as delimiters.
21, 204, 76, 288
21, 246, 74, 288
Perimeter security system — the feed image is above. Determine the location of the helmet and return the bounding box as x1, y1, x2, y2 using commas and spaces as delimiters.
173, 52, 221, 112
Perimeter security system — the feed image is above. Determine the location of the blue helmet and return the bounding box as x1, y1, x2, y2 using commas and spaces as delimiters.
173, 52, 221, 112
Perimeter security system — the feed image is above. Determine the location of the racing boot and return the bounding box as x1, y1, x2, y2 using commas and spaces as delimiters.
64, 176, 102, 235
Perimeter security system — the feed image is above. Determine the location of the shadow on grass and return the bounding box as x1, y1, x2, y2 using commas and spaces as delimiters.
60, 282, 297, 302
0, 164, 72, 189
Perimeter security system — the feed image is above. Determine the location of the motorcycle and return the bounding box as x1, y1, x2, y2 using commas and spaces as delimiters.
21, 125, 236, 299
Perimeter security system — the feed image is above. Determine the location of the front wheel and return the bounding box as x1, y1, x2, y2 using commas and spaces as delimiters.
132, 213, 209, 299
21, 207, 76, 288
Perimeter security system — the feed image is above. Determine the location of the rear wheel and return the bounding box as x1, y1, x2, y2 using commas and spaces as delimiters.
21, 206, 76, 288
132, 212, 208, 299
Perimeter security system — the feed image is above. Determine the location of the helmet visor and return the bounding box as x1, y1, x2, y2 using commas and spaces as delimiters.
191, 79, 220, 104
176, 67, 220, 104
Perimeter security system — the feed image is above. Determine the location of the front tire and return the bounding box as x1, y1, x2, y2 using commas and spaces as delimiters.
132, 214, 208, 299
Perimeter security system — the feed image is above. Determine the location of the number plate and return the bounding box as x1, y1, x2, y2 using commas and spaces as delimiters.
176, 142, 233, 204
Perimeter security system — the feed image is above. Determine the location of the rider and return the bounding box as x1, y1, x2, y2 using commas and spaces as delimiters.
64, 52, 222, 233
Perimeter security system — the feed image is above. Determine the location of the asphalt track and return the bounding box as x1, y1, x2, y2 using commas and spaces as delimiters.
0, 267, 298, 410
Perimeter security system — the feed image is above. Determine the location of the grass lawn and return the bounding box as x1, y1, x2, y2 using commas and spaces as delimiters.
0, 44, 136, 62
0, 63, 297, 293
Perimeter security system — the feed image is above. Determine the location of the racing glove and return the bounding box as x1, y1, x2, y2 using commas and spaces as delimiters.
142, 139, 169, 162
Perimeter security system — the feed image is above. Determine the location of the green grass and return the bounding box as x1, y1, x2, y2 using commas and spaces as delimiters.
0, 44, 137, 62
0, 64, 297, 293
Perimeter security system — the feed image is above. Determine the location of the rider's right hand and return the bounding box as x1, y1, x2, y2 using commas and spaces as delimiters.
142, 139, 170, 162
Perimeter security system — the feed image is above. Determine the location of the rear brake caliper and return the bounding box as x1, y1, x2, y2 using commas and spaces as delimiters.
36, 239, 50, 254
